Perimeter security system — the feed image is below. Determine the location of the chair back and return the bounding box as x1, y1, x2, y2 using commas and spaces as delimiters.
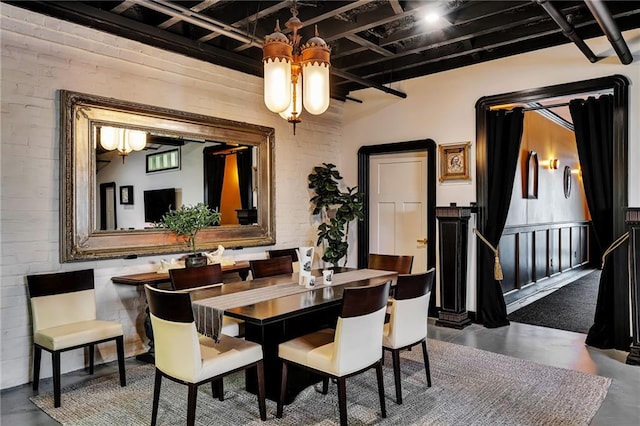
250, 256, 294, 279
169, 264, 223, 291
368, 254, 413, 274
332, 281, 390, 375
387, 269, 435, 348
145, 285, 202, 382
268, 248, 300, 272
26, 269, 97, 332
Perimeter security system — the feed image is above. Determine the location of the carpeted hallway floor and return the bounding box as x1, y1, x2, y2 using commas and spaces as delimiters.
507, 269, 600, 333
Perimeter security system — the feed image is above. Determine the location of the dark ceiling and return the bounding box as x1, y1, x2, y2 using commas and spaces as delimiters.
8, 1, 640, 100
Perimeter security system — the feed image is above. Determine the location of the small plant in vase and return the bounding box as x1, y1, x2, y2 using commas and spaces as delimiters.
159, 202, 221, 267
308, 163, 364, 267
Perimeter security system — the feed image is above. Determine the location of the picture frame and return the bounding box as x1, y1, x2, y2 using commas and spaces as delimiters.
146, 148, 180, 173
439, 142, 471, 182
525, 151, 539, 199
120, 185, 134, 205
563, 166, 572, 199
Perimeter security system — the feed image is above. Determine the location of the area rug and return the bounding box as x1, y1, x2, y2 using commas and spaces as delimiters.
31, 339, 611, 426
508, 270, 600, 333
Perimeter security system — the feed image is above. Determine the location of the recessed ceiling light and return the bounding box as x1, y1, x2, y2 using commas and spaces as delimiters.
424, 12, 441, 24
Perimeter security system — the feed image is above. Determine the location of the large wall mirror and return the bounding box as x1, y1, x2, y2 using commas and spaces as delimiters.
60, 90, 275, 262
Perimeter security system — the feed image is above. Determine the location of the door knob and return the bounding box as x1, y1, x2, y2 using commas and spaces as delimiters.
416, 238, 428, 244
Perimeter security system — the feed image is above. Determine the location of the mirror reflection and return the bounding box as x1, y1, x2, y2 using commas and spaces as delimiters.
60, 90, 274, 262
95, 129, 258, 231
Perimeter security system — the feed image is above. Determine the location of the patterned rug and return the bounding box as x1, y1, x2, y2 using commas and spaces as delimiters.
30, 339, 611, 425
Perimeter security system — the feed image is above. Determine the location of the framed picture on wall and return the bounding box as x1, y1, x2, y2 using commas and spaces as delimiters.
120, 185, 134, 205
525, 151, 539, 199
439, 142, 471, 182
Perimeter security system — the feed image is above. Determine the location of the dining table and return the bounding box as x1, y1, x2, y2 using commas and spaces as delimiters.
186, 268, 398, 402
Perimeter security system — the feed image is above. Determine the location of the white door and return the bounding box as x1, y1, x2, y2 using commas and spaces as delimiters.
369, 151, 428, 273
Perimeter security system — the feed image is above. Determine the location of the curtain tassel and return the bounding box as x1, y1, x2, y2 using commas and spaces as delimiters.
493, 251, 504, 281
473, 228, 503, 282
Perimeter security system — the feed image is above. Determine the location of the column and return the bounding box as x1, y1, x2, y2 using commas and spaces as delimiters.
435, 205, 472, 329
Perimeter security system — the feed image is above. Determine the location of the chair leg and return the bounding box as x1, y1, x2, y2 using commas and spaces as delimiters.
375, 361, 387, 418
187, 383, 198, 426
151, 369, 162, 426
52, 351, 61, 408
422, 340, 432, 387
321, 377, 329, 394
32, 346, 42, 391
392, 348, 403, 404
116, 336, 126, 387
256, 360, 267, 421
337, 377, 348, 426
277, 361, 288, 418
88, 344, 94, 375
216, 379, 224, 401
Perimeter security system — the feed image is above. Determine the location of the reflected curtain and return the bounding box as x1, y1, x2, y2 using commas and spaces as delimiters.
479, 107, 524, 328
236, 149, 253, 210
569, 95, 616, 348
204, 150, 226, 211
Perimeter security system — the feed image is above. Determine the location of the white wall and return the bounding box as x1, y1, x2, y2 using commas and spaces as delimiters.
0, 4, 343, 389
342, 28, 640, 312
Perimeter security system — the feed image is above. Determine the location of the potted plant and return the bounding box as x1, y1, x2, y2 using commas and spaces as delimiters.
308, 163, 364, 267
159, 202, 222, 267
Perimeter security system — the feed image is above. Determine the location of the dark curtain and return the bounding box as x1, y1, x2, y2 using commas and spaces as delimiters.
569, 95, 615, 348
204, 150, 226, 211
479, 107, 524, 328
236, 149, 253, 210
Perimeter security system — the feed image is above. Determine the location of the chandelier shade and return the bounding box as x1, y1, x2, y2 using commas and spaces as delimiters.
100, 126, 147, 156
264, 58, 292, 113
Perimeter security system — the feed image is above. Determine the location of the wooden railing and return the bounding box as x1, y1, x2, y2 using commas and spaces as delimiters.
499, 221, 590, 293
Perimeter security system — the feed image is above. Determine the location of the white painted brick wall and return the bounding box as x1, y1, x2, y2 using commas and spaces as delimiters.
1, 3, 344, 389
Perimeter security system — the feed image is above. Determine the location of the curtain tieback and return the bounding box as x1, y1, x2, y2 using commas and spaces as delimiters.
473, 228, 503, 281
601, 232, 629, 269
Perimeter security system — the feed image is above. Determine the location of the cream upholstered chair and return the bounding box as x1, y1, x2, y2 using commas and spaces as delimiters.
383, 269, 435, 404
267, 248, 300, 272
277, 281, 390, 426
369, 253, 414, 315
169, 264, 244, 337
250, 255, 294, 279
26, 269, 126, 408
145, 285, 266, 426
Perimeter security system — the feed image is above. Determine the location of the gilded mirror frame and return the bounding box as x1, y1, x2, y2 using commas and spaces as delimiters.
60, 90, 275, 262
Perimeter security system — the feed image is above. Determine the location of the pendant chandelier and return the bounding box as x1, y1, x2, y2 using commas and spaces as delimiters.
262, 2, 331, 135
100, 126, 147, 162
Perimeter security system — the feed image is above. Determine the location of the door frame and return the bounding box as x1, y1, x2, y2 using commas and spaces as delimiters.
357, 139, 437, 270
475, 74, 629, 349
99, 181, 117, 231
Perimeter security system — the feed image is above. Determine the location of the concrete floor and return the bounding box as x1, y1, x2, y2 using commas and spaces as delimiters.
2, 322, 639, 425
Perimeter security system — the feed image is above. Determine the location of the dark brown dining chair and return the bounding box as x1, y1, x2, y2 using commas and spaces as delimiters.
169, 264, 243, 337
145, 285, 266, 426
169, 264, 223, 291
277, 281, 390, 426
26, 269, 126, 407
368, 253, 414, 274
250, 256, 294, 279
383, 269, 435, 404
267, 248, 300, 272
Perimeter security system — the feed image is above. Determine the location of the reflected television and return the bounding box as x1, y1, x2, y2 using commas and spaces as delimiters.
144, 188, 176, 223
